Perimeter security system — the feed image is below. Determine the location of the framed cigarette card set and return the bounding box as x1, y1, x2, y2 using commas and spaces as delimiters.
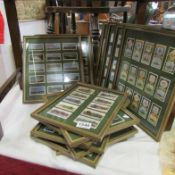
31, 122, 138, 167
97, 23, 118, 86
80, 36, 94, 84
31, 82, 127, 141
31, 83, 139, 167
96, 22, 109, 84
99, 23, 125, 89
41, 93, 139, 147
97, 22, 175, 140
23, 35, 84, 103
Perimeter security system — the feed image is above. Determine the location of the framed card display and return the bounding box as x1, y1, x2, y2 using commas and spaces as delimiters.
114, 23, 175, 140
23, 35, 84, 103
31, 122, 138, 168
31, 82, 127, 141
80, 36, 94, 84
50, 109, 138, 148
97, 23, 118, 86
96, 22, 109, 84
32, 130, 103, 167
42, 95, 92, 148
42, 93, 139, 147
31, 122, 109, 154
99, 23, 125, 89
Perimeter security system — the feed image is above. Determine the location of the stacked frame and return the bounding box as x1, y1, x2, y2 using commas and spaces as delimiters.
31, 82, 127, 141
116, 25, 175, 141
81, 36, 94, 84
99, 23, 117, 87
31, 123, 138, 167
98, 22, 175, 141
41, 94, 139, 148
96, 22, 109, 84
31, 82, 139, 167
23, 35, 84, 103
98, 23, 125, 89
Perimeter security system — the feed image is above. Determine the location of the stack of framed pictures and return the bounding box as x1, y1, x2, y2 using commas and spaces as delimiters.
31, 82, 139, 167
97, 22, 175, 141
23, 35, 93, 103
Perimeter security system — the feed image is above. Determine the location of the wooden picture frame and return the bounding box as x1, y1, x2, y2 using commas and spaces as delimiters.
96, 22, 109, 84
113, 23, 175, 141
31, 82, 127, 141
42, 93, 139, 147
97, 23, 117, 86
23, 35, 84, 103
31, 122, 110, 154
99, 23, 125, 89
80, 35, 94, 84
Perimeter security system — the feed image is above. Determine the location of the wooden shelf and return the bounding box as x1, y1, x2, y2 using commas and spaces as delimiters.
46, 6, 129, 14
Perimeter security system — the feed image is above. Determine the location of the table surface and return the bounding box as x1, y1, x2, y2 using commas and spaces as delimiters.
0, 84, 162, 175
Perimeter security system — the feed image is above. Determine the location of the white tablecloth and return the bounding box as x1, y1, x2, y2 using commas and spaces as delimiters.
0, 84, 162, 175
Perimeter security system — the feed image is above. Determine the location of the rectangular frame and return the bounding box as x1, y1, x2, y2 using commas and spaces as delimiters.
96, 22, 109, 84
31, 122, 110, 154
42, 94, 139, 147
99, 23, 125, 89
23, 35, 84, 103
97, 23, 117, 86
80, 35, 94, 84
112, 23, 175, 141
31, 82, 127, 141
60, 108, 139, 147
